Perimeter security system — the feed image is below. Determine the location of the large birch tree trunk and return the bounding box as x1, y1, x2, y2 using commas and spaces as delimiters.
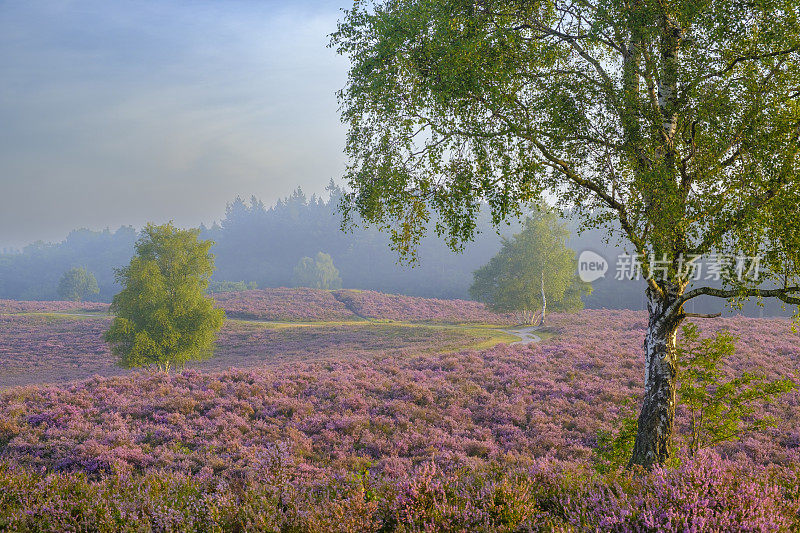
628, 284, 684, 469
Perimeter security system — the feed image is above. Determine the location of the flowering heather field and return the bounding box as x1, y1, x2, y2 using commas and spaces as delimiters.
1, 290, 359, 322
1, 288, 514, 325
1, 309, 799, 530
0, 315, 124, 387
0, 314, 489, 388
212, 288, 359, 322
333, 289, 516, 324
212, 288, 514, 324
0, 299, 110, 314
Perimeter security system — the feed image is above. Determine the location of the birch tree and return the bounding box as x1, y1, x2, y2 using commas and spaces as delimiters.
58, 267, 99, 302
332, 0, 800, 468
105, 223, 225, 370
470, 209, 588, 325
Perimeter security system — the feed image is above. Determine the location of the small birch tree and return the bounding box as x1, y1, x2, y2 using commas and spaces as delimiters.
105, 223, 225, 370
470, 209, 589, 325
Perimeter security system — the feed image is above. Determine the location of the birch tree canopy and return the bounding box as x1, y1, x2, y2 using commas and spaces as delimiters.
333, 0, 800, 468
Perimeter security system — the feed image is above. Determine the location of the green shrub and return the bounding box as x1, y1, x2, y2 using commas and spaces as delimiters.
678, 323, 795, 457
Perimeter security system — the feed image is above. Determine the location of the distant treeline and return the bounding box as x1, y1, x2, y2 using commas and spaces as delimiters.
203, 186, 513, 300
0, 186, 510, 302
0, 226, 138, 302
0, 185, 794, 317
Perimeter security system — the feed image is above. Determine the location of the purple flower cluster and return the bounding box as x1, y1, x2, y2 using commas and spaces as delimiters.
212, 288, 358, 321
0, 299, 109, 314
333, 289, 516, 324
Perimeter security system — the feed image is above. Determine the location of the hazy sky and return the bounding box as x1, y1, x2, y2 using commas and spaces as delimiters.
0, 0, 350, 248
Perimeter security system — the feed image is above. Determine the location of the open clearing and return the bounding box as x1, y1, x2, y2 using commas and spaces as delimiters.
0, 309, 521, 389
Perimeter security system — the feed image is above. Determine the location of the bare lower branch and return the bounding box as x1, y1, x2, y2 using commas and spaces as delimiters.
682, 286, 800, 306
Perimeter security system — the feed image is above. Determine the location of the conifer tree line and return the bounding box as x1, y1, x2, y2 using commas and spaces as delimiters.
0, 185, 795, 318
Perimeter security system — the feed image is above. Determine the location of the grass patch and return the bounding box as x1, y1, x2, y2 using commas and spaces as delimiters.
536, 331, 557, 342
228, 318, 527, 352
456, 329, 522, 351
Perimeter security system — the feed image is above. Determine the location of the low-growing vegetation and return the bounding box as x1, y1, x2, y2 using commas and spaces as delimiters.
1, 300, 799, 529
332, 289, 516, 324
1, 453, 797, 531
0, 299, 110, 314
0, 315, 494, 388
212, 288, 358, 322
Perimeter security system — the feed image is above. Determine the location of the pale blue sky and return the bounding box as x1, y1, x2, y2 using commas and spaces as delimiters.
0, 0, 350, 248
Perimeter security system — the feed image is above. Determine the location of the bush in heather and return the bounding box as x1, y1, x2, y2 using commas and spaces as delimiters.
678, 323, 796, 457
594, 397, 641, 473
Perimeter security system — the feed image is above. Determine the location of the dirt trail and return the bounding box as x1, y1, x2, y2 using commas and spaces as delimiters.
501, 326, 542, 345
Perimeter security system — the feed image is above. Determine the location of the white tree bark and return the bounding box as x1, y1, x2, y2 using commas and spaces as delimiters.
540, 270, 547, 326
629, 284, 684, 468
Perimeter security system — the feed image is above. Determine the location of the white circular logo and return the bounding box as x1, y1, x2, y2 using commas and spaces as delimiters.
578, 250, 608, 283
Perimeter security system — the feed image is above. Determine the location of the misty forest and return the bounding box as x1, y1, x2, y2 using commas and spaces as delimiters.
1, 0, 800, 531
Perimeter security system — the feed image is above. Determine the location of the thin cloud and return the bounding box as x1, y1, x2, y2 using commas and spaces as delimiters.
0, 0, 349, 248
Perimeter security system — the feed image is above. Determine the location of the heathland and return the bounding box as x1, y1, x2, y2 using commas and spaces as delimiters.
1, 289, 799, 530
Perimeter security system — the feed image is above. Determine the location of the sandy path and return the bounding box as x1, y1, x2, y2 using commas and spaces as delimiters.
501, 326, 542, 345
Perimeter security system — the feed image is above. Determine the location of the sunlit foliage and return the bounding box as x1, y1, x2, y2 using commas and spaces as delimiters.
104, 223, 225, 370
471, 208, 589, 324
